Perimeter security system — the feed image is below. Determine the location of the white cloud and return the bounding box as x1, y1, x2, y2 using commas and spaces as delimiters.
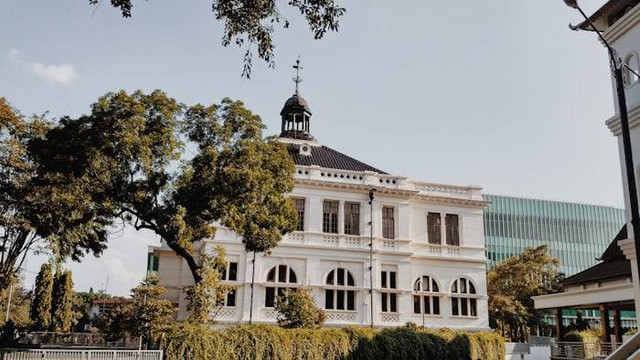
6, 48, 77, 86
29, 62, 77, 85
7, 48, 23, 63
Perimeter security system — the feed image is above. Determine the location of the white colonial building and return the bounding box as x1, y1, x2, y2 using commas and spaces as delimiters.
148, 84, 490, 330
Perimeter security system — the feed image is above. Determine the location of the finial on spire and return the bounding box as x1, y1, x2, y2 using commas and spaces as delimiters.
293, 56, 303, 95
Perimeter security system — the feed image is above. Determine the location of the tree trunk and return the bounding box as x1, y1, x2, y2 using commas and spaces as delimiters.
164, 239, 202, 284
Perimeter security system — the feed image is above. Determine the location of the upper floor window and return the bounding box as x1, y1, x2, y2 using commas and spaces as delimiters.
325, 268, 356, 311
413, 275, 441, 315
265, 265, 297, 307
382, 206, 395, 239
450, 277, 477, 317
445, 214, 459, 246
427, 212, 441, 245
293, 198, 305, 231
344, 202, 360, 235
380, 270, 397, 313
323, 200, 339, 234
624, 53, 640, 86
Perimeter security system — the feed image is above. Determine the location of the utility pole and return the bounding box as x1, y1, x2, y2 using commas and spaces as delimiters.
368, 189, 375, 329
5, 282, 13, 323
249, 251, 256, 324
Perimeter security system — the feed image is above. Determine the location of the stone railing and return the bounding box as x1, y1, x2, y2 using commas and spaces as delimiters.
379, 313, 400, 323
412, 243, 485, 260
325, 311, 358, 323
411, 181, 483, 201
293, 166, 408, 190
282, 233, 411, 252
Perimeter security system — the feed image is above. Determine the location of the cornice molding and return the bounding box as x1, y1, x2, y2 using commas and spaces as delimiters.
605, 102, 640, 135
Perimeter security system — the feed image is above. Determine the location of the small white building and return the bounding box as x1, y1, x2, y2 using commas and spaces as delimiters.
148, 85, 490, 330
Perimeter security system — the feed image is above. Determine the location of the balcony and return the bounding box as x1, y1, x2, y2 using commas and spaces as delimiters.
281, 232, 412, 252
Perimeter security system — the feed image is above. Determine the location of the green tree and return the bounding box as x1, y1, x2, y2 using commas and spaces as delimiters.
0, 277, 32, 329
33, 91, 297, 286
30, 263, 53, 330
90, 0, 346, 78
275, 287, 325, 329
97, 276, 175, 342
487, 245, 562, 341
0, 97, 113, 292
186, 246, 232, 324
51, 269, 74, 333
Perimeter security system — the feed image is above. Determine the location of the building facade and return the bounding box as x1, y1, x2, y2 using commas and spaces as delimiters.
484, 194, 625, 276
148, 85, 490, 330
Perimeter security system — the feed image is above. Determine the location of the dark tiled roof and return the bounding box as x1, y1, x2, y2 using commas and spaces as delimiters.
561, 258, 631, 286
286, 143, 387, 174
561, 225, 630, 286
599, 225, 627, 261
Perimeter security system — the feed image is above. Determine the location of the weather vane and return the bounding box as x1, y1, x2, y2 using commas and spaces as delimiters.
293, 57, 303, 95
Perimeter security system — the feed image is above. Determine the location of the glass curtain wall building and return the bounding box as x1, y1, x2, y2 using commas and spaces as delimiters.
483, 194, 625, 276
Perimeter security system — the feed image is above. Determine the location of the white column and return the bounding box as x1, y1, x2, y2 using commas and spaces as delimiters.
440, 213, 446, 245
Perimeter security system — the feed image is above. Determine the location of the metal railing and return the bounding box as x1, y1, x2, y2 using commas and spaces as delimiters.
0, 349, 163, 360
550, 341, 622, 359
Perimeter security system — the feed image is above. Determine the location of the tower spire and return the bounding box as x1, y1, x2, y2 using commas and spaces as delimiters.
293, 57, 303, 95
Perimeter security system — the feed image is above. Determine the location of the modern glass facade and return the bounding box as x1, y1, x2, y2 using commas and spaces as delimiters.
483, 194, 625, 276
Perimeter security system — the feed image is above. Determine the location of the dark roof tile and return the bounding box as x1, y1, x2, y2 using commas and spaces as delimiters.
287, 143, 387, 174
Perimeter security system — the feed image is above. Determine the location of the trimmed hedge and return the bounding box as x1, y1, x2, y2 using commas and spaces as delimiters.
161, 324, 505, 360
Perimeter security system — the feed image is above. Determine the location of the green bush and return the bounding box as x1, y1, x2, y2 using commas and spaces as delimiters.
161, 324, 505, 360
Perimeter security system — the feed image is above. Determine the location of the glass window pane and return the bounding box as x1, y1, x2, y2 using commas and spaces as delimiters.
226, 289, 236, 307
390, 293, 397, 312
424, 296, 431, 315
265, 287, 275, 307
228, 262, 237, 281
381, 293, 388, 312
470, 298, 477, 317
428, 213, 441, 244
337, 268, 345, 286
267, 267, 276, 282
337, 290, 345, 310
278, 265, 287, 283
347, 290, 355, 310
390, 272, 396, 289
469, 282, 476, 294
326, 270, 334, 285
413, 295, 421, 314
325, 289, 334, 309
347, 272, 355, 286
460, 278, 467, 294
461, 298, 468, 316
432, 279, 438, 293
289, 268, 297, 284
381, 271, 387, 288
433, 297, 440, 315
451, 298, 459, 316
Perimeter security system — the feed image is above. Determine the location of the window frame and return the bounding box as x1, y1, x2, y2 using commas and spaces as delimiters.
382, 206, 395, 239
344, 202, 361, 235
427, 212, 442, 245
323, 200, 339, 234
412, 275, 442, 316
445, 214, 460, 246
325, 268, 357, 311
293, 197, 306, 231
450, 277, 479, 318
264, 264, 298, 308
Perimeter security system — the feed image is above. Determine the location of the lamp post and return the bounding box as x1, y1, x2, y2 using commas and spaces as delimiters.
563, 0, 640, 307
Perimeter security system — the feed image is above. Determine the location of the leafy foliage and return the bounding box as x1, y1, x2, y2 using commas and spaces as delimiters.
161, 324, 505, 360
88, 0, 346, 78
487, 245, 562, 341
0, 97, 112, 292
97, 276, 175, 342
34, 90, 297, 287
185, 246, 232, 324
275, 287, 325, 329
51, 269, 74, 332
30, 262, 53, 330
0, 277, 31, 329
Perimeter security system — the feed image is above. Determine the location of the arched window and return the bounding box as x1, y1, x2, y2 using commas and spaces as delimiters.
265, 265, 297, 308
624, 53, 640, 86
325, 268, 356, 311
450, 277, 477, 317
413, 275, 442, 315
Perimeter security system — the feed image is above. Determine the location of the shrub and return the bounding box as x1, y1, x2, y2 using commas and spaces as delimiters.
161, 324, 505, 360
275, 288, 325, 329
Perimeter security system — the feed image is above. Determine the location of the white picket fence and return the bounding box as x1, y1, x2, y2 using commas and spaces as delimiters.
0, 349, 162, 360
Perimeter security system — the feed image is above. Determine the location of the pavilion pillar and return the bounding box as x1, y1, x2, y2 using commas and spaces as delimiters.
555, 307, 564, 340
599, 304, 611, 342
613, 309, 622, 343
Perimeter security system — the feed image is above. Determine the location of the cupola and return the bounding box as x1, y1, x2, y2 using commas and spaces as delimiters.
280, 58, 314, 141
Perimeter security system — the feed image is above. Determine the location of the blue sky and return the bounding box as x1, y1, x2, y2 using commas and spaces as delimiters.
1, 1, 623, 295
